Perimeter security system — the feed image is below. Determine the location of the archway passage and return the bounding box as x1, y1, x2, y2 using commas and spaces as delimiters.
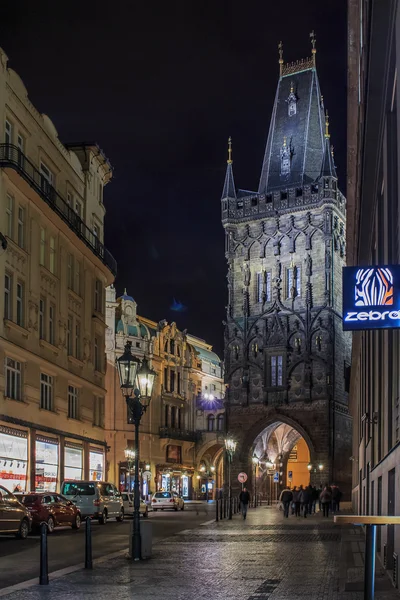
252, 421, 311, 501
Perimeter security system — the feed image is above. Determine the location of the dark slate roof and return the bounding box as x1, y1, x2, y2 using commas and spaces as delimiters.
221, 162, 236, 199
258, 67, 325, 194
321, 137, 337, 178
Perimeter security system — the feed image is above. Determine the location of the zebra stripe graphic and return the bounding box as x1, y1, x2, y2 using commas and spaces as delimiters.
355, 268, 394, 306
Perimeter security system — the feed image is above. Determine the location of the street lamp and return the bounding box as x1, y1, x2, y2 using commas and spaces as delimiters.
124, 448, 135, 492
117, 341, 156, 561
252, 454, 259, 508
225, 437, 237, 520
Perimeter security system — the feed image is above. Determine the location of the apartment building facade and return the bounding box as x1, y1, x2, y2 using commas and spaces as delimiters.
0, 47, 116, 493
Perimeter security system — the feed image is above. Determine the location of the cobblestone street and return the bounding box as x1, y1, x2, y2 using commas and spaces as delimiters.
1, 506, 399, 600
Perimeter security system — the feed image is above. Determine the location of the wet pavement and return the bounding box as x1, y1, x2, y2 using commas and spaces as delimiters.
1, 505, 398, 599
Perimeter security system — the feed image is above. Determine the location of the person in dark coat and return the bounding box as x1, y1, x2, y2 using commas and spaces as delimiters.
332, 485, 342, 513
293, 486, 301, 517
279, 487, 293, 518
320, 485, 332, 517
239, 487, 251, 520
299, 485, 310, 518
291, 486, 297, 515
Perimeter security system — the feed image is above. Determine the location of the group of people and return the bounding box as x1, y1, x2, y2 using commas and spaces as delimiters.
279, 484, 342, 518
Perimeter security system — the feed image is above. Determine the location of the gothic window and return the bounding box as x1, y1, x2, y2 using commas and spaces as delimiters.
208, 415, 215, 432
257, 272, 264, 303
164, 341, 169, 353
287, 266, 301, 299
271, 355, 283, 387
266, 272, 272, 301
217, 414, 224, 431
287, 84, 297, 117
281, 137, 291, 176
170, 339, 175, 354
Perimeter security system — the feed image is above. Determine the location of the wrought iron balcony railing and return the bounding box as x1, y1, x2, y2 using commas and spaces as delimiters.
0, 144, 117, 275
159, 427, 202, 443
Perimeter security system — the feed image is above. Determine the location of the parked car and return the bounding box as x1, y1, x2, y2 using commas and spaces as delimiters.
121, 492, 149, 518
18, 493, 81, 533
151, 492, 185, 511
0, 485, 31, 539
61, 481, 124, 524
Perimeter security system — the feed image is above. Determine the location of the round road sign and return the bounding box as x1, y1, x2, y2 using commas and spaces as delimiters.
238, 472, 248, 483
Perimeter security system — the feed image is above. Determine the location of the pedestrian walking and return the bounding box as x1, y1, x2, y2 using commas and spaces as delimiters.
299, 485, 310, 518
279, 486, 293, 518
291, 486, 297, 514
306, 485, 314, 515
332, 485, 342, 513
320, 485, 332, 517
239, 487, 251, 520
316, 485, 323, 511
293, 486, 301, 517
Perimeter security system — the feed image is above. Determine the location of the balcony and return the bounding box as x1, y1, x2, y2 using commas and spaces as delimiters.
159, 427, 202, 443
0, 144, 117, 275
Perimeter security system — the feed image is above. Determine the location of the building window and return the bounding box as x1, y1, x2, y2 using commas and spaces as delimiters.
170, 370, 175, 392
40, 373, 53, 411
177, 372, 181, 395
5, 357, 22, 401
49, 305, 55, 346
170, 339, 175, 355
39, 298, 45, 339
17, 206, 24, 248
16, 282, 24, 327
68, 386, 79, 420
94, 279, 102, 312
164, 367, 168, 391
171, 406, 176, 428
67, 254, 73, 289
74, 260, 80, 295
271, 355, 283, 387
94, 337, 100, 371
67, 317, 73, 355
6, 194, 13, 238
49, 236, 56, 274
257, 272, 264, 303
177, 408, 182, 428
266, 272, 272, 301
207, 415, 215, 431
74, 199, 83, 219
94, 396, 104, 427
217, 414, 224, 431
39, 161, 54, 193
257, 272, 271, 303
4, 273, 12, 320
40, 228, 46, 266
5, 119, 12, 144
75, 321, 81, 359
281, 138, 291, 176
17, 133, 24, 153
165, 404, 169, 427
287, 266, 301, 299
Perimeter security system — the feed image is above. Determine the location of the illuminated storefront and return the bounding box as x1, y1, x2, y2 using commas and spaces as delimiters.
64, 444, 83, 481
0, 428, 28, 491
35, 438, 59, 492
89, 450, 104, 481
157, 467, 193, 498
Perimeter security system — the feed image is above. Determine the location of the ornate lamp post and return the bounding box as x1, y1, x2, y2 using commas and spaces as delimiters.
117, 342, 156, 561
252, 454, 259, 508
225, 437, 237, 519
124, 448, 135, 491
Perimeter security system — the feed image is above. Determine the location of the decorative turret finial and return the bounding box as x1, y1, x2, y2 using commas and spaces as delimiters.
283, 135, 287, 148
124, 287, 127, 295
227, 136, 233, 164
278, 41, 284, 76
310, 30, 316, 65
325, 110, 330, 138
290, 81, 294, 93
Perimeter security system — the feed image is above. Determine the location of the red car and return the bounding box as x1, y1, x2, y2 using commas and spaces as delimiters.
18, 493, 82, 533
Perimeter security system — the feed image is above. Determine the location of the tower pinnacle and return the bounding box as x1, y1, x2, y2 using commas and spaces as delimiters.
278, 41, 284, 76
227, 136, 233, 164
310, 30, 316, 65
325, 110, 330, 138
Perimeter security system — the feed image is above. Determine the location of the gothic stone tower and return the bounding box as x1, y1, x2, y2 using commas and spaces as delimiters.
222, 38, 352, 497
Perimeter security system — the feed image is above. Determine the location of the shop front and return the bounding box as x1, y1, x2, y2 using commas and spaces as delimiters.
156, 466, 193, 499
64, 443, 83, 481
89, 449, 104, 481
35, 437, 59, 492
0, 427, 28, 492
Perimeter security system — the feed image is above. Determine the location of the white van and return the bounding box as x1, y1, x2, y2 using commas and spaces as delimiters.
61, 481, 124, 524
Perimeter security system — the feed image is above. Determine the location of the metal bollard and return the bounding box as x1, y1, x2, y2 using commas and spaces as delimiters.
85, 517, 93, 569
39, 521, 49, 585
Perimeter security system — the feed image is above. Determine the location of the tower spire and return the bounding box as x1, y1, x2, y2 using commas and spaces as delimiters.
325, 110, 330, 138
278, 41, 284, 76
310, 30, 316, 66
222, 137, 236, 199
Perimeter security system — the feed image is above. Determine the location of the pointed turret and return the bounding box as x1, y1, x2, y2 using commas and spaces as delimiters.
320, 111, 337, 178
221, 137, 236, 199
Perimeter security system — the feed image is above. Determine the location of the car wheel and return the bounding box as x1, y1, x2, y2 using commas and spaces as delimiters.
72, 513, 81, 530
16, 518, 29, 540
99, 510, 107, 525
116, 508, 124, 522
153, 508, 157, 512
47, 516, 55, 533
174, 505, 178, 511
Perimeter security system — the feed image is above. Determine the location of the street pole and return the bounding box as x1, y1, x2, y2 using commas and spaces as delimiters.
228, 456, 232, 519
132, 410, 141, 560
254, 464, 257, 509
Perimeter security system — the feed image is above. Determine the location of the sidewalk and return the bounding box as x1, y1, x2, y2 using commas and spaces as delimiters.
1, 506, 399, 600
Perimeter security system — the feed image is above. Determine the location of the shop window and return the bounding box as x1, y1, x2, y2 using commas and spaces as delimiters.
40, 373, 53, 411
5, 357, 22, 401
89, 451, 104, 481
35, 439, 58, 492
270, 356, 283, 387
68, 385, 79, 420
64, 446, 83, 480
208, 415, 215, 431
217, 414, 224, 431
0, 430, 27, 491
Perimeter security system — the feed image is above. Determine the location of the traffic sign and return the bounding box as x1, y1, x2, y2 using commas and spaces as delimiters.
273, 472, 279, 483
238, 472, 248, 483
288, 470, 293, 480
142, 470, 152, 480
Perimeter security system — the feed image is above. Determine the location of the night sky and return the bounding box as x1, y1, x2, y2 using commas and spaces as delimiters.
0, 1, 347, 356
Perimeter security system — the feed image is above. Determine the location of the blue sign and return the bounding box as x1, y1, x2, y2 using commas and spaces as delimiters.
343, 265, 400, 331
288, 470, 293, 480
273, 472, 279, 483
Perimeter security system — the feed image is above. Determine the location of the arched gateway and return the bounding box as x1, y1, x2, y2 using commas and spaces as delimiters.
221, 39, 352, 498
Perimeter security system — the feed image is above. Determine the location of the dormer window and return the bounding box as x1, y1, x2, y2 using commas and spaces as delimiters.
281, 137, 291, 176
287, 82, 297, 117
